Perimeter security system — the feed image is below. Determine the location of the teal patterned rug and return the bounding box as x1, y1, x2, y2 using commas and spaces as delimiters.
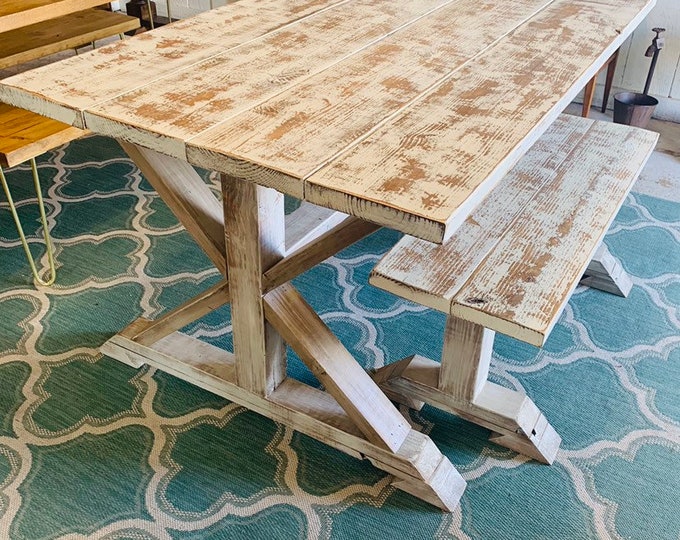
0, 135, 678, 540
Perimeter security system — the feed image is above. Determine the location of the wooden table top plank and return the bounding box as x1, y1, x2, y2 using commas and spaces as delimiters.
304, 0, 654, 242
187, 0, 554, 197
0, 0, 347, 127
0, 0, 107, 33
82, 0, 454, 159
0, 0, 655, 242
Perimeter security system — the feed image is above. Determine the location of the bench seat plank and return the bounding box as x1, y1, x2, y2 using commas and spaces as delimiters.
0, 0, 108, 33
0, 10, 140, 71
370, 115, 658, 347
0, 104, 85, 167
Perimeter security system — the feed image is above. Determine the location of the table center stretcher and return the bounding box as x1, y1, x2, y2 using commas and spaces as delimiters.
0, 0, 656, 511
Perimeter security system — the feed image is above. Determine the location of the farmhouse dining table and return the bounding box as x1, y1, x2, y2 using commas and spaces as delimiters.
0, 0, 654, 511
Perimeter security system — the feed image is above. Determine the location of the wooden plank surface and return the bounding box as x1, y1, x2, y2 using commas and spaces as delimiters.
0, 0, 107, 33
187, 0, 553, 195
0, 0, 347, 127
0, 103, 84, 167
83, 0, 455, 160
0, 0, 656, 242
371, 116, 658, 346
0, 10, 140, 70
304, 0, 655, 242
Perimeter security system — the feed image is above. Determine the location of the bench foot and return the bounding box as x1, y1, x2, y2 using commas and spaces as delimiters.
581, 244, 633, 297
372, 316, 562, 464
488, 416, 561, 464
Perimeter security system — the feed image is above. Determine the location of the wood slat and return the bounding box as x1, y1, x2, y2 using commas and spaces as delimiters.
0, 10, 140, 70
304, 0, 655, 242
187, 0, 552, 194
0, 0, 107, 33
0, 103, 84, 167
81, 0, 455, 160
264, 283, 411, 452
0, 0, 347, 127
371, 115, 658, 346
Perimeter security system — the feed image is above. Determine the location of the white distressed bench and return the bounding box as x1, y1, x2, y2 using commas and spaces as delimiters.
369, 114, 657, 464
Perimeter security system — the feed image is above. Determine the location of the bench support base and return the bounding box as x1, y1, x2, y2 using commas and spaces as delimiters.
372, 316, 561, 464
581, 244, 633, 297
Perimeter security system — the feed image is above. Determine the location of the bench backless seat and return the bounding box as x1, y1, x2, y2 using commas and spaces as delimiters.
0, 9, 140, 70
0, 103, 86, 285
369, 113, 657, 463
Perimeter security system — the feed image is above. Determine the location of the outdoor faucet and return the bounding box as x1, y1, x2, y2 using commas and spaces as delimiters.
645, 27, 666, 57
643, 27, 666, 95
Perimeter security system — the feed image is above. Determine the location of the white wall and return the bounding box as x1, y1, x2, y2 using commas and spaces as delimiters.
588, 0, 680, 121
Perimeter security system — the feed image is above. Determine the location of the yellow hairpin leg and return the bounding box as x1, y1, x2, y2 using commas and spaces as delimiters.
0, 159, 56, 286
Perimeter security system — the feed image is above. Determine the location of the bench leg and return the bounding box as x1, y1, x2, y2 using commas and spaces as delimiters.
373, 316, 561, 464
581, 243, 633, 297
0, 159, 56, 286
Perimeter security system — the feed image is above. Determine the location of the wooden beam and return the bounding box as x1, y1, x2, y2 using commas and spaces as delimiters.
224, 176, 286, 396
121, 142, 227, 275
264, 283, 410, 452
100, 330, 465, 510
132, 280, 230, 346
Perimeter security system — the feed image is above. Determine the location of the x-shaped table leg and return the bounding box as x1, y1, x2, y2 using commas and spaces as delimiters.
101, 144, 466, 511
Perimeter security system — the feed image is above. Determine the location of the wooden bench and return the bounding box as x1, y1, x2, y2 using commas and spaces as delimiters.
369, 114, 657, 464
0, 9, 140, 70
0, 103, 86, 285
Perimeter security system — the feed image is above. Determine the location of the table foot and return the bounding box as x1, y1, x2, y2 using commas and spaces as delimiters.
100, 329, 465, 510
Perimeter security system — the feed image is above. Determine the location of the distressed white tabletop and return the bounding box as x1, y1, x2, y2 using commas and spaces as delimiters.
0, 0, 655, 242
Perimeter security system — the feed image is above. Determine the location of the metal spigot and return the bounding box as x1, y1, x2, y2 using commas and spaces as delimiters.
645, 27, 666, 57
643, 28, 666, 95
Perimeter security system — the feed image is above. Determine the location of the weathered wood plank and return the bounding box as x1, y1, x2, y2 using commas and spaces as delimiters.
369, 114, 595, 314
305, 0, 655, 242
224, 178, 286, 396
120, 142, 227, 275
0, 0, 347, 127
187, 0, 553, 194
377, 354, 561, 463
450, 120, 657, 346
102, 331, 464, 507
371, 116, 658, 346
284, 202, 347, 255
438, 317, 494, 400
82, 0, 455, 160
264, 283, 411, 452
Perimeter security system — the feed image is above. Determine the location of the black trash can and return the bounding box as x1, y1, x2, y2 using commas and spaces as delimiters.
613, 92, 658, 128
